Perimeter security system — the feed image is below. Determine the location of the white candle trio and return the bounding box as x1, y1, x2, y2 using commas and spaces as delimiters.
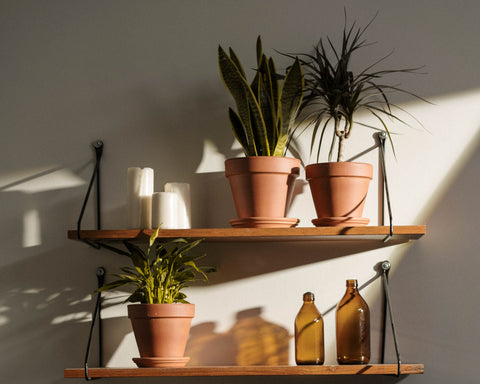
127, 167, 191, 229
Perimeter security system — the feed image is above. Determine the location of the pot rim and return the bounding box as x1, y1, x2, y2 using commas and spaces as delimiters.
128, 303, 195, 318
305, 161, 373, 179
225, 156, 301, 177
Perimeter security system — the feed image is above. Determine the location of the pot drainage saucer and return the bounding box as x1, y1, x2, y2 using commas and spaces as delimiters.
133, 356, 190, 368
312, 217, 369, 227
230, 217, 299, 228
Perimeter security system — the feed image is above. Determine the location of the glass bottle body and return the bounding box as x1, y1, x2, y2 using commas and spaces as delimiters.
336, 279, 370, 364
295, 292, 324, 365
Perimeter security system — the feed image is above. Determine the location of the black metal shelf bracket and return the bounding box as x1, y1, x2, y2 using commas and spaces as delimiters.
377, 132, 394, 242
380, 260, 402, 376
77, 140, 103, 248
84, 266, 105, 381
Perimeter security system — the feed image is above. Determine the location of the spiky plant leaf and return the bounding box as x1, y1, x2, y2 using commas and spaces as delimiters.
94, 230, 215, 304
281, 12, 427, 161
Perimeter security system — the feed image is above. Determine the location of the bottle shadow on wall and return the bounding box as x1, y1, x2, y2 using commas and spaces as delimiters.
186, 307, 290, 366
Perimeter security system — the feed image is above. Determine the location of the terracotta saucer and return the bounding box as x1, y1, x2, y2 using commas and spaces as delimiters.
312, 217, 369, 227
133, 356, 190, 368
229, 217, 299, 228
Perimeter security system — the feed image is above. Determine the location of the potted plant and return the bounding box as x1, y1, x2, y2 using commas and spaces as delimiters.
97, 228, 215, 367
218, 36, 304, 228
283, 14, 425, 226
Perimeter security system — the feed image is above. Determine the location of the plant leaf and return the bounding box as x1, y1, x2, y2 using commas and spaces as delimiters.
276, 58, 304, 156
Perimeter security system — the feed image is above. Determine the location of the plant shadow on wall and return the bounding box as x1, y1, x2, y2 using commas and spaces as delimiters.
0, 163, 129, 384
0, 245, 115, 384
186, 307, 290, 366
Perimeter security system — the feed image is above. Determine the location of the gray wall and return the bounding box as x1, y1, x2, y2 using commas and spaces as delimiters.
1, 1, 479, 384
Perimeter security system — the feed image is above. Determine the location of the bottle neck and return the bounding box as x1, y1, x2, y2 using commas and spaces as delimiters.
345, 279, 359, 294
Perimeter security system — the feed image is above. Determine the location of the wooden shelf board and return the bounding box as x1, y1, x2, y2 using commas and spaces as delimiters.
65, 364, 424, 377
69, 225, 425, 243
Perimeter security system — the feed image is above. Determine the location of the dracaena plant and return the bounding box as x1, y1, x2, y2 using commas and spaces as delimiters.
218, 36, 304, 157
97, 228, 215, 304
285, 13, 426, 162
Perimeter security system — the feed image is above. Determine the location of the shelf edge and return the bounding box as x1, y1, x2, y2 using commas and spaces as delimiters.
68, 225, 426, 242
65, 364, 424, 377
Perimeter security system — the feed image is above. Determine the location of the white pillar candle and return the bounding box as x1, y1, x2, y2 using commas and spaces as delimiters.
140, 195, 152, 229
164, 182, 191, 229
152, 192, 179, 229
139, 168, 154, 229
127, 167, 142, 229
140, 168, 154, 196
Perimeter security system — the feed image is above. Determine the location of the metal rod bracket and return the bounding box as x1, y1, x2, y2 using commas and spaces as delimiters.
84, 266, 105, 381
377, 132, 394, 242
77, 140, 103, 248
380, 260, 402, 376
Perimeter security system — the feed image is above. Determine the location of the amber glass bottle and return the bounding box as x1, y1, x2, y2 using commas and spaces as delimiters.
294, 292, 324, 365
336, 279, 370, 364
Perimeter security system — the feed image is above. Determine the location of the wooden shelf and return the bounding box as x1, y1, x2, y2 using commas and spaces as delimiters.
69, 225, 425, 243
65, 364, 424, 378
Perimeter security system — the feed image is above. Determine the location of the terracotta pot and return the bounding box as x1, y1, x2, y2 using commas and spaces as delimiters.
224, 156, 300, 228
305, 162, 373, 227
128, 303, 194, 367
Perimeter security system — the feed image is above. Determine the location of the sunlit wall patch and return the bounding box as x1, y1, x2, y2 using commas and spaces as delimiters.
22, 208, 41, 248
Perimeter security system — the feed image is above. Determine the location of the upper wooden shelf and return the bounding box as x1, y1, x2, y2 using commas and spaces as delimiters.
65, 364, 424, 378
69, 225, 425, 243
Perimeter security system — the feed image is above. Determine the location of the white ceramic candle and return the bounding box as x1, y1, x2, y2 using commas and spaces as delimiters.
164, 182, 191, 229
152, 192, 179, 229
127, 167, 142, 228
139, 168, 154, 229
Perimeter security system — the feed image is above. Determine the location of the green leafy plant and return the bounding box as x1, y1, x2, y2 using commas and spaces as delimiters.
284, 13, 426, 162
97, 228, 215, 304
218, 36, 304, 157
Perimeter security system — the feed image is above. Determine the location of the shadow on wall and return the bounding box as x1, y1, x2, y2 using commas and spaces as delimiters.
204, 240, 410, 285
383, 140, 480, 383
0, 244, 109, 384
186, 307, 290, 366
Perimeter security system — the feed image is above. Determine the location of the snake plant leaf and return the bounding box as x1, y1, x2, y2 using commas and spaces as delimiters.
257, 57, 276, 153
268, 57, 280, 120
256, 35, 262, 66
229, 48, 246, 78
228, 108, 253, 155
219, 45, 268, 156
218, 46, 252, 143
248, 101, 270, 155
275, 58, 304, 156
219, 37, 304, 157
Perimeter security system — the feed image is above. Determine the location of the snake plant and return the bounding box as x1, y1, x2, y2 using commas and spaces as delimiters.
218, 36, 304, 157
96, 228, 215, 304
283, 13, 426, 162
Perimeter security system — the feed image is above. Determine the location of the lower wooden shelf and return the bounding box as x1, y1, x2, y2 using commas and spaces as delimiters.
65, 364, 424, 377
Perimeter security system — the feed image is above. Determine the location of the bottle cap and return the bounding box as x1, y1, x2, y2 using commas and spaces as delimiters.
303, 292, 315, 301
346, 279, 358, 287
